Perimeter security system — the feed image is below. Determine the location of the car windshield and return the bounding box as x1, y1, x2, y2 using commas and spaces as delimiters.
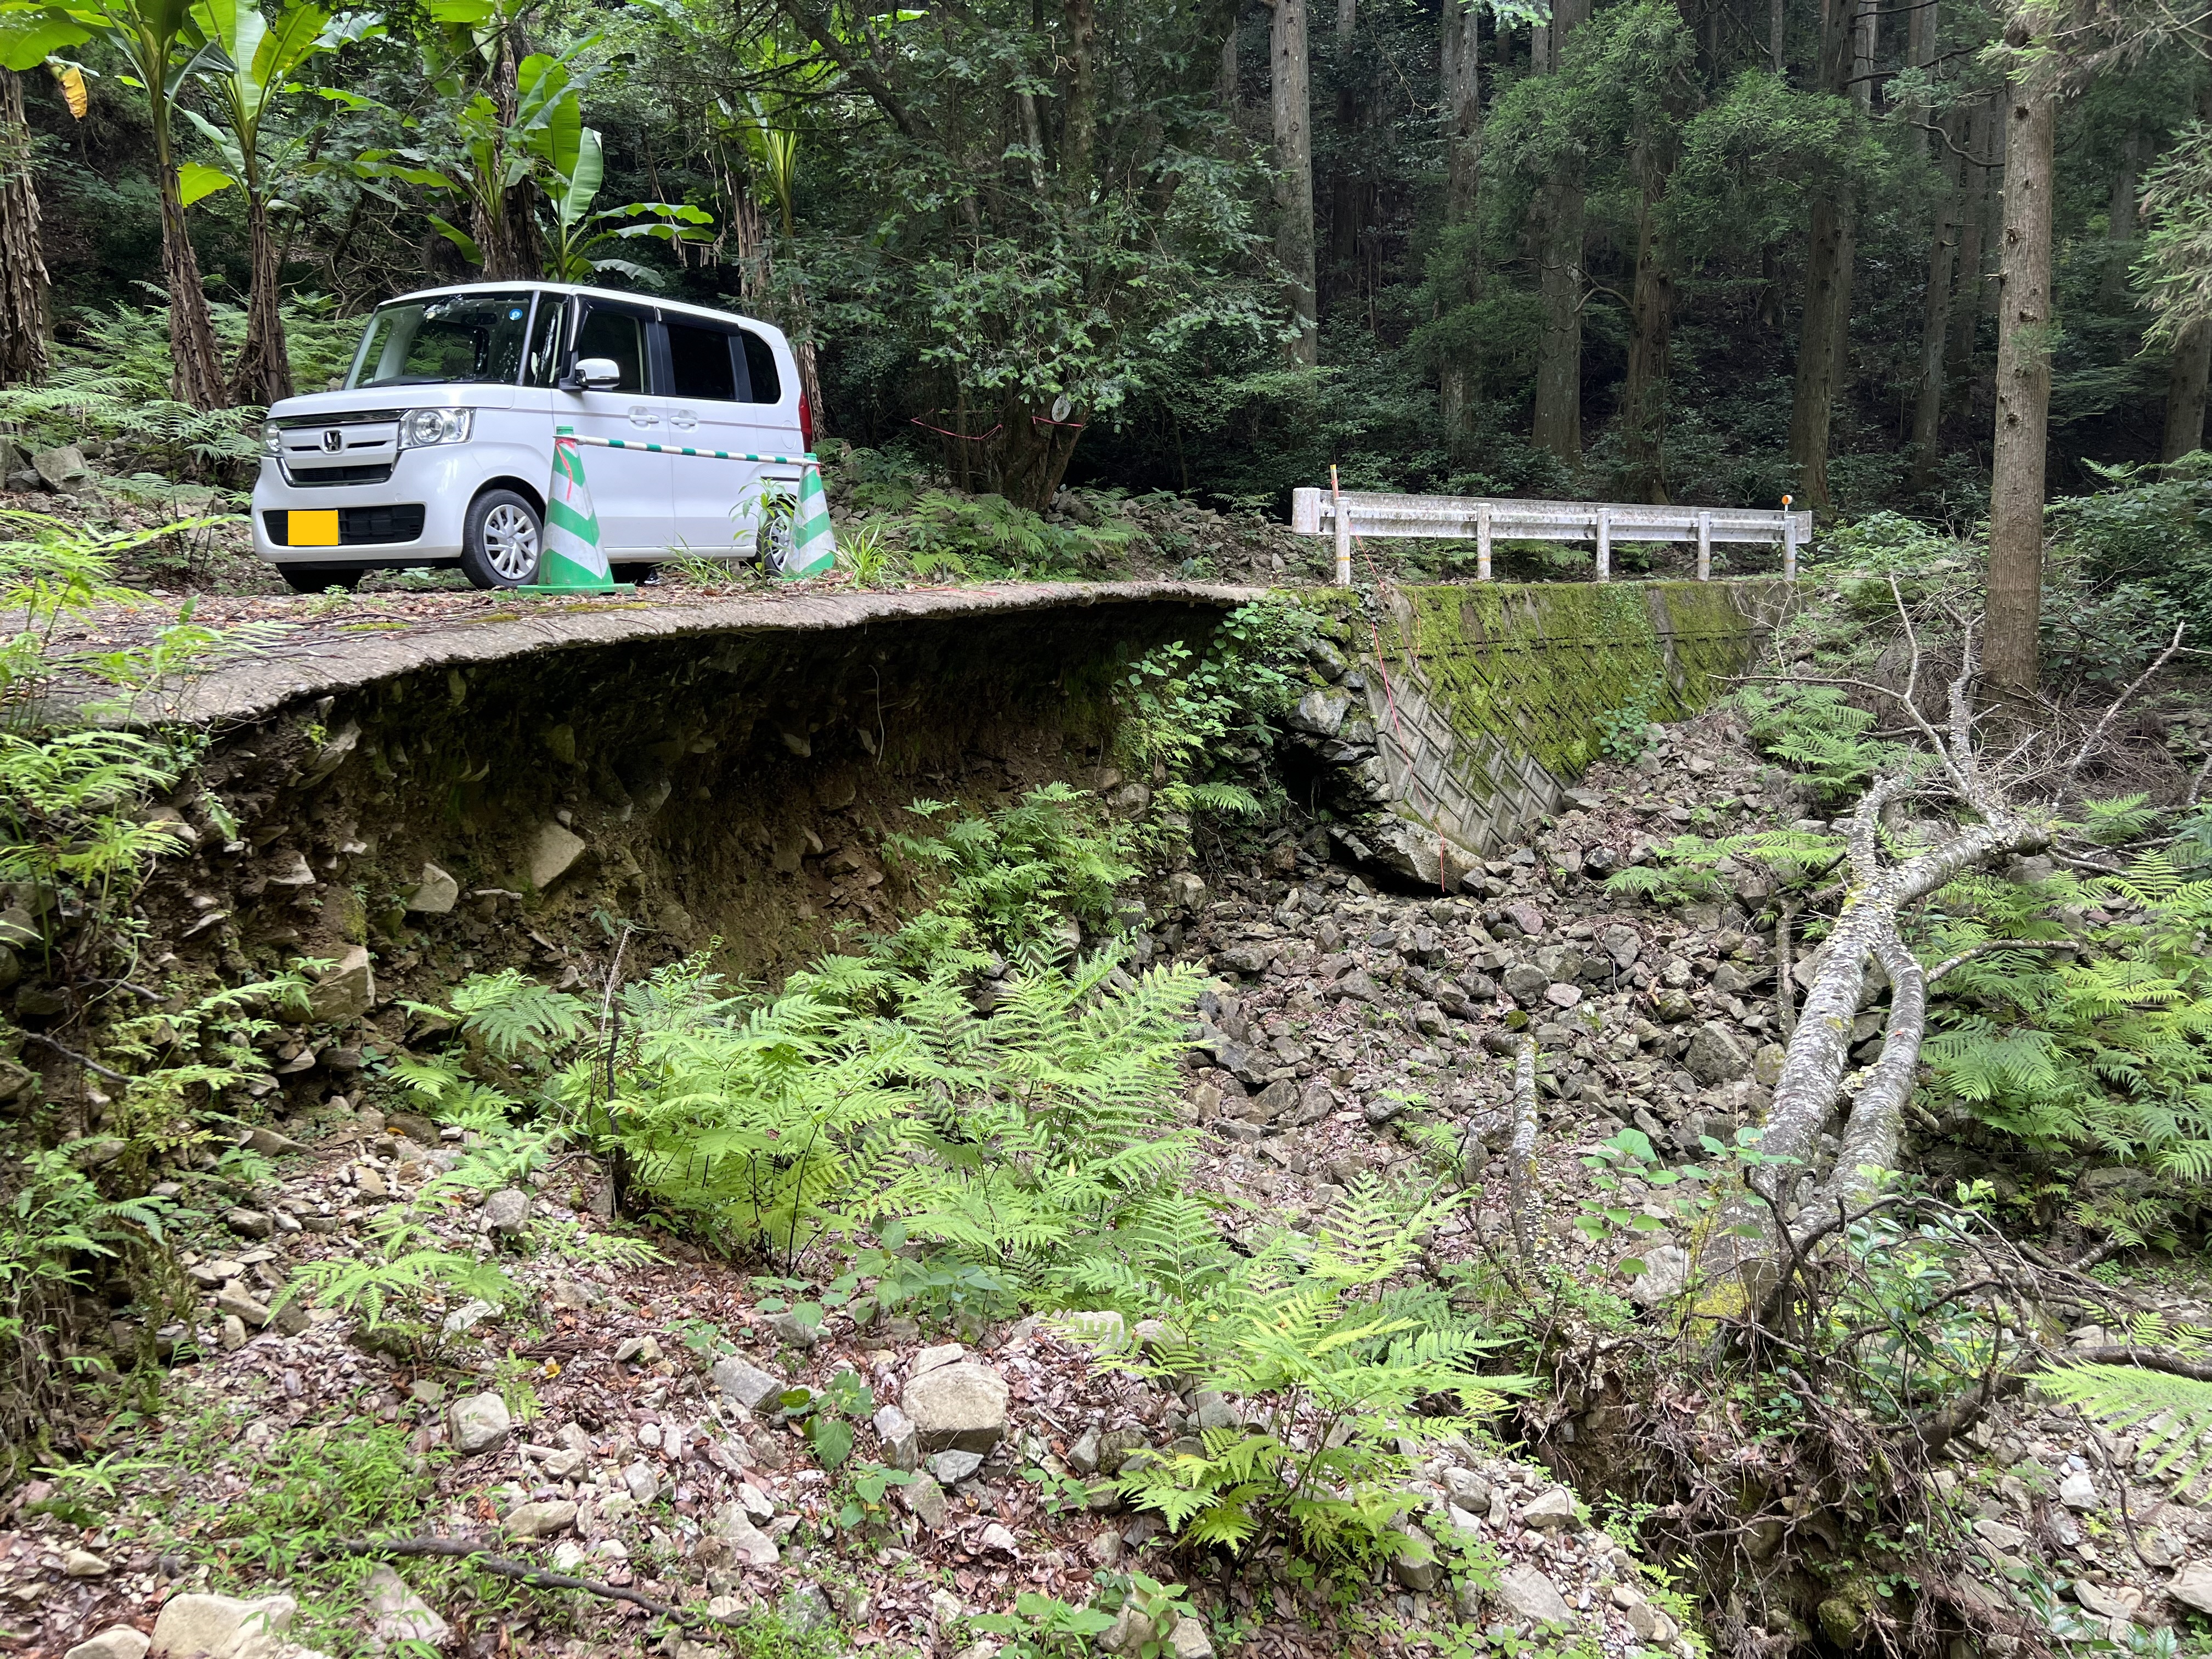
347, 292, 539, 388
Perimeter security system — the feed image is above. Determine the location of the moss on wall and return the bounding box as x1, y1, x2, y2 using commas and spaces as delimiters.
1376, 579, 1770, 783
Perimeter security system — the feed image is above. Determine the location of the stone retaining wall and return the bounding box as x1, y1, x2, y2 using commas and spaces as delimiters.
1291, 580, 1790, 884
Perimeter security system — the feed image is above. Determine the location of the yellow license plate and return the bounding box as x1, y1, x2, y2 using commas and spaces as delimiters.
286, 509, 340, 547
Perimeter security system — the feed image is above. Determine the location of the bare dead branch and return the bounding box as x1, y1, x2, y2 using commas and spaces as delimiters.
2067, 1345, 2212, 1381
1925, 939, 2078, 985
1508, 1035, 1539, 1262
324, 1536, 707, 1626
2062, 620, 2187, 794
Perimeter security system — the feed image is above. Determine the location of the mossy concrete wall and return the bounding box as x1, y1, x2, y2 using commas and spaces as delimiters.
1297, 579, 1788, 884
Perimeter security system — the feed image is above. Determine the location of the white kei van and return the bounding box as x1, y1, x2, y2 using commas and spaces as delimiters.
252, 283, 811, 591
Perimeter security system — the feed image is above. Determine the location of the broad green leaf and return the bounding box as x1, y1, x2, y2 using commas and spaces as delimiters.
554, 125, 602, 228
177, 161, 234, 205
0, 10, 92, 72
424, 211, 481, 264
806, 1415, 855, 1469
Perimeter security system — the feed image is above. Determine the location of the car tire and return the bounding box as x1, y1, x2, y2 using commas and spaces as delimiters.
460, 488, 543, 589
280, 564, 362, 594
611, 562, 658, 585
758, 506, 796, 575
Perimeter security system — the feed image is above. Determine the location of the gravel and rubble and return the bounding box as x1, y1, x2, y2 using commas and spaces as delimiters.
10, 704, 2212, 1658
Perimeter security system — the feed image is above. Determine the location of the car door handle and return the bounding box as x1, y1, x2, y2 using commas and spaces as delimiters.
669, 409, 699, 431
627, 406, 659, 427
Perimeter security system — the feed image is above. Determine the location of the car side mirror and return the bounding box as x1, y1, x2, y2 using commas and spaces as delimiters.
560, 357, 622, 392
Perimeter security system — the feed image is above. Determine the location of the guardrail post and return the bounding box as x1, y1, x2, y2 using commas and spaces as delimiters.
1696, 510, 1712, 581
1476, 503, 1493, 582
1782, 511, 1799, 582
1595, 506, 1611, 582
1330, 465, 1351, 588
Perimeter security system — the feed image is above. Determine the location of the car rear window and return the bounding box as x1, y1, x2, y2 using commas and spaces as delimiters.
740, 332, 782, 405
666, 321, 738, 402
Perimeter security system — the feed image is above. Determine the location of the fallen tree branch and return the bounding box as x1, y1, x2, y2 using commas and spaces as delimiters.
1508, 1036, 1540, 1262
2067, 1345, 2212, 1382
1774, 900, 1798, 1040
1695, 606, 2051, 1319
324, 1536, 706, 1626
20, 1032, 130, 1084
1912, 1365, 2030, 1459
2062, 619, 2187, 794
1925, 939, 2076, 985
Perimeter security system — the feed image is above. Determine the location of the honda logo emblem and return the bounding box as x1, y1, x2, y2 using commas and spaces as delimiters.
321, 429, 342, 452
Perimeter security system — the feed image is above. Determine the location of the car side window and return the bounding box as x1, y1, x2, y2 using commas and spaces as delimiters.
523, 296, 568, 387
665, 321, 738, 402
574, 306, 649, 392
740, 331, 782, 405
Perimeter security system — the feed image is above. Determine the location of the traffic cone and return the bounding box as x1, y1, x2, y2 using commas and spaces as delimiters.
524, 428, 628, 592
778, 461, 837, 579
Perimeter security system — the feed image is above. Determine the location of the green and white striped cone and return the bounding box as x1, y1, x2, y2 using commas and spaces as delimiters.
779, 461, 837, 579
535, 428, 617, 590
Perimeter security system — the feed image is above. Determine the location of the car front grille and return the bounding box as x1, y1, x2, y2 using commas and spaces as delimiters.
265, 505, 427, 546
282, 462, 396, 487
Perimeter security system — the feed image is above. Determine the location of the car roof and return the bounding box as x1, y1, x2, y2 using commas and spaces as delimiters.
383, 281, 784, 342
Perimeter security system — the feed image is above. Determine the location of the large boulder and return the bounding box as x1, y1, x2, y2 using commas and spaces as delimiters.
150, 1593, 295, 1657
524, 823, 587, 889
405, 864, 459, 914
708, 1502, 780, 1566
1494, 1566, 1572, 1626
712, 1353, 785, 1410
1684, 1024, 1751, 1086
2169, 1562, 2212, 1615
447, 1391, 511, 1455
308, 946, 376, 1022
901, 1362, 1009, 1453
363, 1564, 449, 1650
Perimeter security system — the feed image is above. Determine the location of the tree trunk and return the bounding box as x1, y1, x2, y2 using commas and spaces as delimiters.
1984, 75, 2056, 703
1442, 0, 1480, 224
1063, 0, 1096, 193
1220, 22, 1240, 109
1905, 0, 1937, 133
1327, 0, 1359, 272
1438, 0, 1481, 458
1850, 0, 1875, 109
0, 67, 49, 388
2161, 320, 2210, 463
1269, 0, 1317, 366
1945, 95, 1995, 403
1528, 0, 1587, 464
1769, 0, 1784, 71
152, 103, 227, 410
2102, 129, 2141, 303
473, 28, 540, 280
229, 188, 294, 406
1531, 178, 1584, 464
1620, 140, 1674, 502
1909, 113, 1966, 492
1785, 0, 1858, 511
1787, 193, 1853, 511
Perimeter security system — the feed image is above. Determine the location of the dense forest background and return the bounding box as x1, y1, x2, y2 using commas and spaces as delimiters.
0, 0, 2207, 527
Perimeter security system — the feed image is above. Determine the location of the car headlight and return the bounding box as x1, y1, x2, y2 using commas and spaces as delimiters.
398, 408, 473, 448
259, 419, 283, 458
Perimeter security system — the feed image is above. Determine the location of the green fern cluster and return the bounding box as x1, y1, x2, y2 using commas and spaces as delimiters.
1114, 599, 1317, 849
1087, 1179, 1535, 1563
1736, 683, 1900, 806
1604, 826, 1843, 907
885, 782, 1139, 956
1920, 852, 2212, 1239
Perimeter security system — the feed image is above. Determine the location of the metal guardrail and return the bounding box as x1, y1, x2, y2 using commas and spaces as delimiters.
1291, 484, 1810, 585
